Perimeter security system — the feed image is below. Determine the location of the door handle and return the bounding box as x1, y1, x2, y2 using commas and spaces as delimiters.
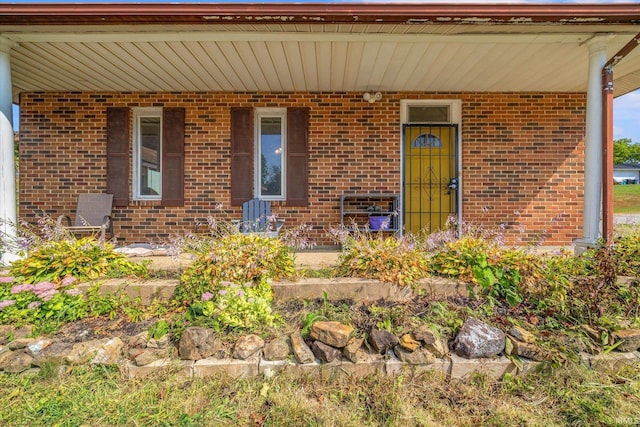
447, 178, 458, 191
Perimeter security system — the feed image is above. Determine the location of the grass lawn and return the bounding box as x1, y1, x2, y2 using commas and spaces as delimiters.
1, 363, 639, 426
613, 184, 640, 214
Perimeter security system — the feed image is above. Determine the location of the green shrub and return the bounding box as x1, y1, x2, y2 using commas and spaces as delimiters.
429, 236, 539, 307
337, 234, 429, 287
0, 276, 87, 327
188, 278, 281, 332
176, 233, 295, 304
9, 237, 148, 284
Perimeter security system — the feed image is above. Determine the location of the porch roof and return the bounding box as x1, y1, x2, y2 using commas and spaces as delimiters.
1, 2, 640, 101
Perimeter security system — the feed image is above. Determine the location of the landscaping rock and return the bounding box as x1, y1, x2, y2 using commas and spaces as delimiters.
454, 318, 505, 359
582, 325, 601, 342
398, 334, 420, 352
92, 337, 124, 365
412, 325, 448, 358
343, 337, 366, 363
128, 332, 149, 349
8, 338, 36, 351
612, 329, 640, 352
32, 342, 73, 367
178, 327, 222, 360
394, 346, 435, 365
2, 351, 34, 374
66, 339, 110, 365
263, 337, 291, 361
233, 335, 265, 360
26, 339, 53, 357
311, 341, 342, 363
0, 349, 15, 368
12, 326, 33, 341
368, 329, 398, 355
290, 332, 315, 364
310, 321, 353, 348
508, 326, 536, 344
0, 325, 14, 344
147, 335, 171, 350
134, 348, 172, 366
507, 336, 551, 362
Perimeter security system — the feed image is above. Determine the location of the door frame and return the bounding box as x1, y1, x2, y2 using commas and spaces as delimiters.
399, 99, 463, 234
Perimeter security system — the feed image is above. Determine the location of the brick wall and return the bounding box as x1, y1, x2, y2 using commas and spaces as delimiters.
18, 91, 585, 246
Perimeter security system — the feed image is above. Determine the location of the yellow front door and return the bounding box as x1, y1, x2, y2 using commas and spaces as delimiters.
403, 124, 457, 234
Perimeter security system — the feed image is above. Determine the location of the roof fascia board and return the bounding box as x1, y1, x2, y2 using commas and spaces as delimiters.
0, 3, 639, 25
2, 30, 615, 44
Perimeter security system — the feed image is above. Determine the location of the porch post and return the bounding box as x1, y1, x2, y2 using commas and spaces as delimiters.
0, 37, 17, 265
576, 36, 610, 252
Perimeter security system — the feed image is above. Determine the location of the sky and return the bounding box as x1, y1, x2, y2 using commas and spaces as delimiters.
6, 0, 639, 142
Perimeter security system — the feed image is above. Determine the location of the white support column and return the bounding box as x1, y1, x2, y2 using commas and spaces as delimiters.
0, 37, 17, 265
576, 36, 610, 252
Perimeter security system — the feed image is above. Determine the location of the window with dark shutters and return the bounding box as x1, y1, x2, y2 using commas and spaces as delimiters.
106, 106, 185, 207
106, 107, 130, 207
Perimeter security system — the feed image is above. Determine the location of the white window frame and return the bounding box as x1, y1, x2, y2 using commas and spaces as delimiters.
132, 107, 163, 201
255, 108, 287, 201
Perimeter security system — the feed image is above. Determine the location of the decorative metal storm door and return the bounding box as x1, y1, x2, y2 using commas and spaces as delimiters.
403, 124, 458, 234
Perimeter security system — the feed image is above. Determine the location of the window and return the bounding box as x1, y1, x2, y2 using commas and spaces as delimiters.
255, 108, 286, 200
408, 105, 450, 123
133, 108, 162, 200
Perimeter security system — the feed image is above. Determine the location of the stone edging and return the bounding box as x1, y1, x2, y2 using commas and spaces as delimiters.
77, 276, 469, 306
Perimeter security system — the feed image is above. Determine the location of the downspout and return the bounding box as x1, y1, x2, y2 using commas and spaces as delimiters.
602, 32, 640, 244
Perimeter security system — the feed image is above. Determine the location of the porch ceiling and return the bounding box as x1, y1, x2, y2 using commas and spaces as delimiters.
3, 22, 640, 101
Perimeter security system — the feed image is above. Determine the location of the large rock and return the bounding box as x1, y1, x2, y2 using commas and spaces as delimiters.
368, 329, 399, 355
2, 351, 34, 373
398, 334, 420, 352
66, 339, 110, 365
311, 341, 341, 363
26, 339, 53, 357
233, 334, 265, 360
413, 325, 449, 358
507, 336, 550, 362
394, 346, 436, 365
8, 338, 36, 351
454, 318, 505, 359
134, 348, 172, 366
310, 321, 353, 348
290, 332, 315, 364
91, 337, 124, 365
263, 337, 291, 361
343, 337, 366, 363
612, 329, 640, 352
178, 327, 222, 360
32, 342, 73, 367
508, 326, 536, 344
147, 335, 171, 350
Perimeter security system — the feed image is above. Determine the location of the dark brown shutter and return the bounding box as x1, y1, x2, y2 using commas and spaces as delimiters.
287, 107, 309, 206
162, 107, 185, 207
106, 107, 129, 207
231, 107, 253, 206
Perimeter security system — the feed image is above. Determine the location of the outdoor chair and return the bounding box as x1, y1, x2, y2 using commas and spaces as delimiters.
56, 193, 114, 241
233, 198, 284, 238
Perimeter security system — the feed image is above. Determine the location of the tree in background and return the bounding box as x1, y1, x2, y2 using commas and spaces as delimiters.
614, 138, 640, 164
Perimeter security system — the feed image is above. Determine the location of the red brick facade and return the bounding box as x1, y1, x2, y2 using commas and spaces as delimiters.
18, 92, 585, 246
